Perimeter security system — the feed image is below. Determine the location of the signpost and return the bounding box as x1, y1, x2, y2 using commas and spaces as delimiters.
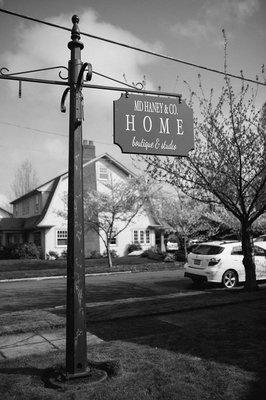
114, 93, 194, 156
0, 11, 194, 385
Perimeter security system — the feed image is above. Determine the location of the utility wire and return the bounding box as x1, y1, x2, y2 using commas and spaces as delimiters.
0, 7, 265, 87
0, 121, 114, 146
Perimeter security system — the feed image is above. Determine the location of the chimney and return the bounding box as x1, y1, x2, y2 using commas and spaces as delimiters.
83, 140, 95, 164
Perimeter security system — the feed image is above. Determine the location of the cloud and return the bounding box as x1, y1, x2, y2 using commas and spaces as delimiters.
171, 0, 259, 43
0, 8, 160, 197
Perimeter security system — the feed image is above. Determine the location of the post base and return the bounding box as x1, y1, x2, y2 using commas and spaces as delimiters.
46, 367, 107, 389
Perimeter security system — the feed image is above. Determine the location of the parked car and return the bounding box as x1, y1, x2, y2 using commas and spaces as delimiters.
184, 241, 266, 289
254, 235, 266, 242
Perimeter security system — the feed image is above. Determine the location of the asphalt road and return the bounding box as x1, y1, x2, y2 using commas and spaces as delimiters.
0, 269, 212, 312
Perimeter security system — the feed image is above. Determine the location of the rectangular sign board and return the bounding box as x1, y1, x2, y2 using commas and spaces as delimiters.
113, 93, 194, 156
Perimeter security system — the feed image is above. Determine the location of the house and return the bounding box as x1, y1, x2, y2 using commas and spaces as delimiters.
0, 206, 13, 247
0, 206, 12, 219
0, 141, 168, 258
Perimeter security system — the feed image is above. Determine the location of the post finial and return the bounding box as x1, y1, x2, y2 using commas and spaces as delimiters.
68, 14, 84, 50
72, 15, 79, 24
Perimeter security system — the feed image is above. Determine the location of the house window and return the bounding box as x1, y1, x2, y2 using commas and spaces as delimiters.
133, 230, 151, 245
110, 230, 117, 246
133, 230, 139, 244
13, 204, 18, 217
22, 200, 29, 215
110, 236, 117, 245
146, 230, 150, 244
56, 230, 67, 246
98, 165, 109, 181
35, 195, 40, 214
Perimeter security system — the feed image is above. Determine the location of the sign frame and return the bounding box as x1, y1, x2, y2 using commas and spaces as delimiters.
113, 93, 194, 157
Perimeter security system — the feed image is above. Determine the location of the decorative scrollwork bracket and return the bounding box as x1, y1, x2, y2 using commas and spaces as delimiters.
76, 62, 92, 92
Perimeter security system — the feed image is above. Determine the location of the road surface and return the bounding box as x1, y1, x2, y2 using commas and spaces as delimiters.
0, 269, 214, 312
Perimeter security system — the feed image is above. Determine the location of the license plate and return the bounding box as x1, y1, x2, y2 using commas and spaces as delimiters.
194, 259, 201, 265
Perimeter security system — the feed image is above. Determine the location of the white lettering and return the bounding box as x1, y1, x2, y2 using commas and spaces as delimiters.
169, 104, 178, 115
176, 119, 184, 135
132, 136, 154, 150
161, 140, 176, 151
134, 101, 143, 112
159, 118, 170, 134
126, 114, 136, 131
143, 116, 152, 133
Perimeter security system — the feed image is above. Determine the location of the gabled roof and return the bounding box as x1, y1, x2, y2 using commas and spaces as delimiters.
10, 153, 135, 204
1, 177, 61, 231
0, 206, 12, 217
86, 153, 136, 178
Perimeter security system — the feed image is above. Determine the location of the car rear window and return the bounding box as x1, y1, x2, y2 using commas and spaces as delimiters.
231, 246, 243, 255
192, 245, 224, 255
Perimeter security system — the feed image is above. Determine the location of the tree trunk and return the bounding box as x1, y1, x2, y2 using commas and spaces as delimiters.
184, 236, 188, 259
241, 221, 258, 291
106, 243, 113, 268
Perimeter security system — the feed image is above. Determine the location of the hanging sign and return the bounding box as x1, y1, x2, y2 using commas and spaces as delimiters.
113, 93, 194, 156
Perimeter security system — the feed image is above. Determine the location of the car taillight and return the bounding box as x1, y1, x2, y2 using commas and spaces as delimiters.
208, 258, 220, 266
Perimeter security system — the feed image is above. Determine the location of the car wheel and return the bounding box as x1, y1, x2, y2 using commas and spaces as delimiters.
222, 269, 238, 289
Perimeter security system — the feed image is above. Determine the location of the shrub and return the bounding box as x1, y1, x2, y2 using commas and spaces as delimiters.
164, 253, 176, 262
47, 250, 59, 260
141, 246, 165, 260
174, 250, 187, 262
127, 242, 142, 254
88, 250, 102, 259
103, 249, 118, 258
60, 249, 67, 259
2, 242, 41, 259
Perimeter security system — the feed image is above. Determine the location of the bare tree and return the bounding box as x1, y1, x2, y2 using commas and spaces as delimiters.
84, 177, 153, 268
11, 159, 39, 198
144, 41, 266, 291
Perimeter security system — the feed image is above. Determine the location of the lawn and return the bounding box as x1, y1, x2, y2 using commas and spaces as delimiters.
0, 257, 180, 280
1, 295, 266, 399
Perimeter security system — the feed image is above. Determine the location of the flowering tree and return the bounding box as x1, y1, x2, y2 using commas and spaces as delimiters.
84, 177, 153, 268
153, 189, 239, 256
143, 46, 266, 291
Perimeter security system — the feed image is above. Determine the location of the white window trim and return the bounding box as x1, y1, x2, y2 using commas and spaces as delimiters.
133, 229, 151, 245
97, 164, 110, 182
56, 229, 68, 247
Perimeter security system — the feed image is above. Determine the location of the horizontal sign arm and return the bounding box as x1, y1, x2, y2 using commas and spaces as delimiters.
0, 71, 182, 100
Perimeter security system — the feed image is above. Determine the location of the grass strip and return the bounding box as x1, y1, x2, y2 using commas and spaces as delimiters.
0, 341, 259, 400
0, 259, 180, 280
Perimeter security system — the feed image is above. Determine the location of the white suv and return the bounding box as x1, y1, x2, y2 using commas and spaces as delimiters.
184, 241, 266, 289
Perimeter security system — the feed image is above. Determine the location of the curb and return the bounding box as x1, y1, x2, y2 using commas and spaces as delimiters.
0, 270, 133, 283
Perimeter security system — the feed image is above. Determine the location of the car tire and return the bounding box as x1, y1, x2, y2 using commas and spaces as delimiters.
222, 269, 238, 289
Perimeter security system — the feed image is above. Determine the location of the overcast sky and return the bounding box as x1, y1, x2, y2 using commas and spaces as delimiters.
0, 0, 265, 207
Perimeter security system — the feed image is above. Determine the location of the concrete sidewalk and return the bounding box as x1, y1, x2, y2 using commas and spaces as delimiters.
0, 329, 102, 360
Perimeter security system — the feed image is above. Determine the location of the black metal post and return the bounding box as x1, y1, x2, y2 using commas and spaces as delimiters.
66, 15, 87, 377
